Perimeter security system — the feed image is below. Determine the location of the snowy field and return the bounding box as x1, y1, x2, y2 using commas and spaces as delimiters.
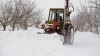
0, 28, 100, 56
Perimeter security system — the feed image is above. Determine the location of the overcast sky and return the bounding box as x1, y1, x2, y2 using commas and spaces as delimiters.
35, 0, 88, 18
0, 0, 87, 18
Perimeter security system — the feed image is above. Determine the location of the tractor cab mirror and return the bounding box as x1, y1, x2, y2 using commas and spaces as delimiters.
69, 3, 74, 12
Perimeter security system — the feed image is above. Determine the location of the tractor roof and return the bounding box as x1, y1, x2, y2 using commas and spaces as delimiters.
50, 8, 65, 10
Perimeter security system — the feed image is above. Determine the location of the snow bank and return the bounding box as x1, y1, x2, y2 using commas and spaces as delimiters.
0, 28, 100, 56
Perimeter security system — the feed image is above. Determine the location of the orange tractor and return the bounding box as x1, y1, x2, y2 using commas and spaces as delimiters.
41, 0, 75, 45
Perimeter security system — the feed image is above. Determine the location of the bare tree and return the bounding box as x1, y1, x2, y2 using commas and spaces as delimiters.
71, 1, 100, 34
0, 0, 44, 31
88, 0, 100, 34
33, 9, 44, 28
0, 1, 13, 31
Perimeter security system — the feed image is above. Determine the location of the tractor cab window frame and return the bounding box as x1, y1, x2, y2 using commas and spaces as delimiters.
48, 9, 64, 22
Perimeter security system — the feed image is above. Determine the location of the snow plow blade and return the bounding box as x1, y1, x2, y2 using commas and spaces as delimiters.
36, 32, 43, 34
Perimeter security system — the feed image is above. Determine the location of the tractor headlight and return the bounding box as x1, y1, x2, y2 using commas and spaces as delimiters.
45, 24, 49, 28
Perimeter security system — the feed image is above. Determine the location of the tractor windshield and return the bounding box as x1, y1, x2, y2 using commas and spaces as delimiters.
48, 9, 64, 22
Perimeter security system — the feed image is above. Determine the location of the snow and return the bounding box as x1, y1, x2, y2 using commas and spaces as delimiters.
0, 28, 100, 56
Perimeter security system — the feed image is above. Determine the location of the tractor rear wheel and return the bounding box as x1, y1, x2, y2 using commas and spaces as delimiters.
68, 28, 74, 44
63, 28, 74, 45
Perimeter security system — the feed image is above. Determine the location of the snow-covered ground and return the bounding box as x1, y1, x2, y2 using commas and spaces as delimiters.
0, 28, 100, 56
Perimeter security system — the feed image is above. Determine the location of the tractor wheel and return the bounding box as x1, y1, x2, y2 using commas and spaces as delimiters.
68, 28, 74, 44
63, 28, 74, 45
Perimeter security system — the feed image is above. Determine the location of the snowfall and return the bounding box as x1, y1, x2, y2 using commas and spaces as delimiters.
0, 27, 100, 56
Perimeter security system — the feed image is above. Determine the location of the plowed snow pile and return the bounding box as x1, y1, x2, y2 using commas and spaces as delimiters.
0, 28, 100, 56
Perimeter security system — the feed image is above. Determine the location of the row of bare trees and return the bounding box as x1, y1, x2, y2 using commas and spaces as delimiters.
0, 0, 44, 31
71, 0, 100, 34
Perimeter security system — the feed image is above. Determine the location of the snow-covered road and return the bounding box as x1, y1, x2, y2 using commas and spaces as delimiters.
0, 28, 100, 56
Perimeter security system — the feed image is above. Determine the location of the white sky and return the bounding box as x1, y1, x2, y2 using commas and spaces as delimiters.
35, 0, 87, 18
0, 0, 87, 18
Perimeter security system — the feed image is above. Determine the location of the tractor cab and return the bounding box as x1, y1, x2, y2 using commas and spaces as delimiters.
41, 8, 72, 33
48, 8, 71, 22
48, 8, 64, 23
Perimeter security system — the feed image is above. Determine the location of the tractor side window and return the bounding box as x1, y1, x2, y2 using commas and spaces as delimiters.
49, 10, 55, 21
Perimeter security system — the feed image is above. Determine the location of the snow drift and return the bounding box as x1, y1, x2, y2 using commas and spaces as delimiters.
0, 28, 100, 56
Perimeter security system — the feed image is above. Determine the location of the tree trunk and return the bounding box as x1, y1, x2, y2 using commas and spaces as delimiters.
25, 25, 27, 30
12, 23, 15, 31
24, 20, 28, 30
95, 27, 99, 34
2, 23, 6, 31
3, 25, 6, 31
17, 24, 19, 31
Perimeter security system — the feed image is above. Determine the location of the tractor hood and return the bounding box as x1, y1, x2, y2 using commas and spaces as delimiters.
45, 20, 53, 24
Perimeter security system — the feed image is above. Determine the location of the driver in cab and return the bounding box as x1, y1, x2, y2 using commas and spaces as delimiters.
57, 13, 62, 22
